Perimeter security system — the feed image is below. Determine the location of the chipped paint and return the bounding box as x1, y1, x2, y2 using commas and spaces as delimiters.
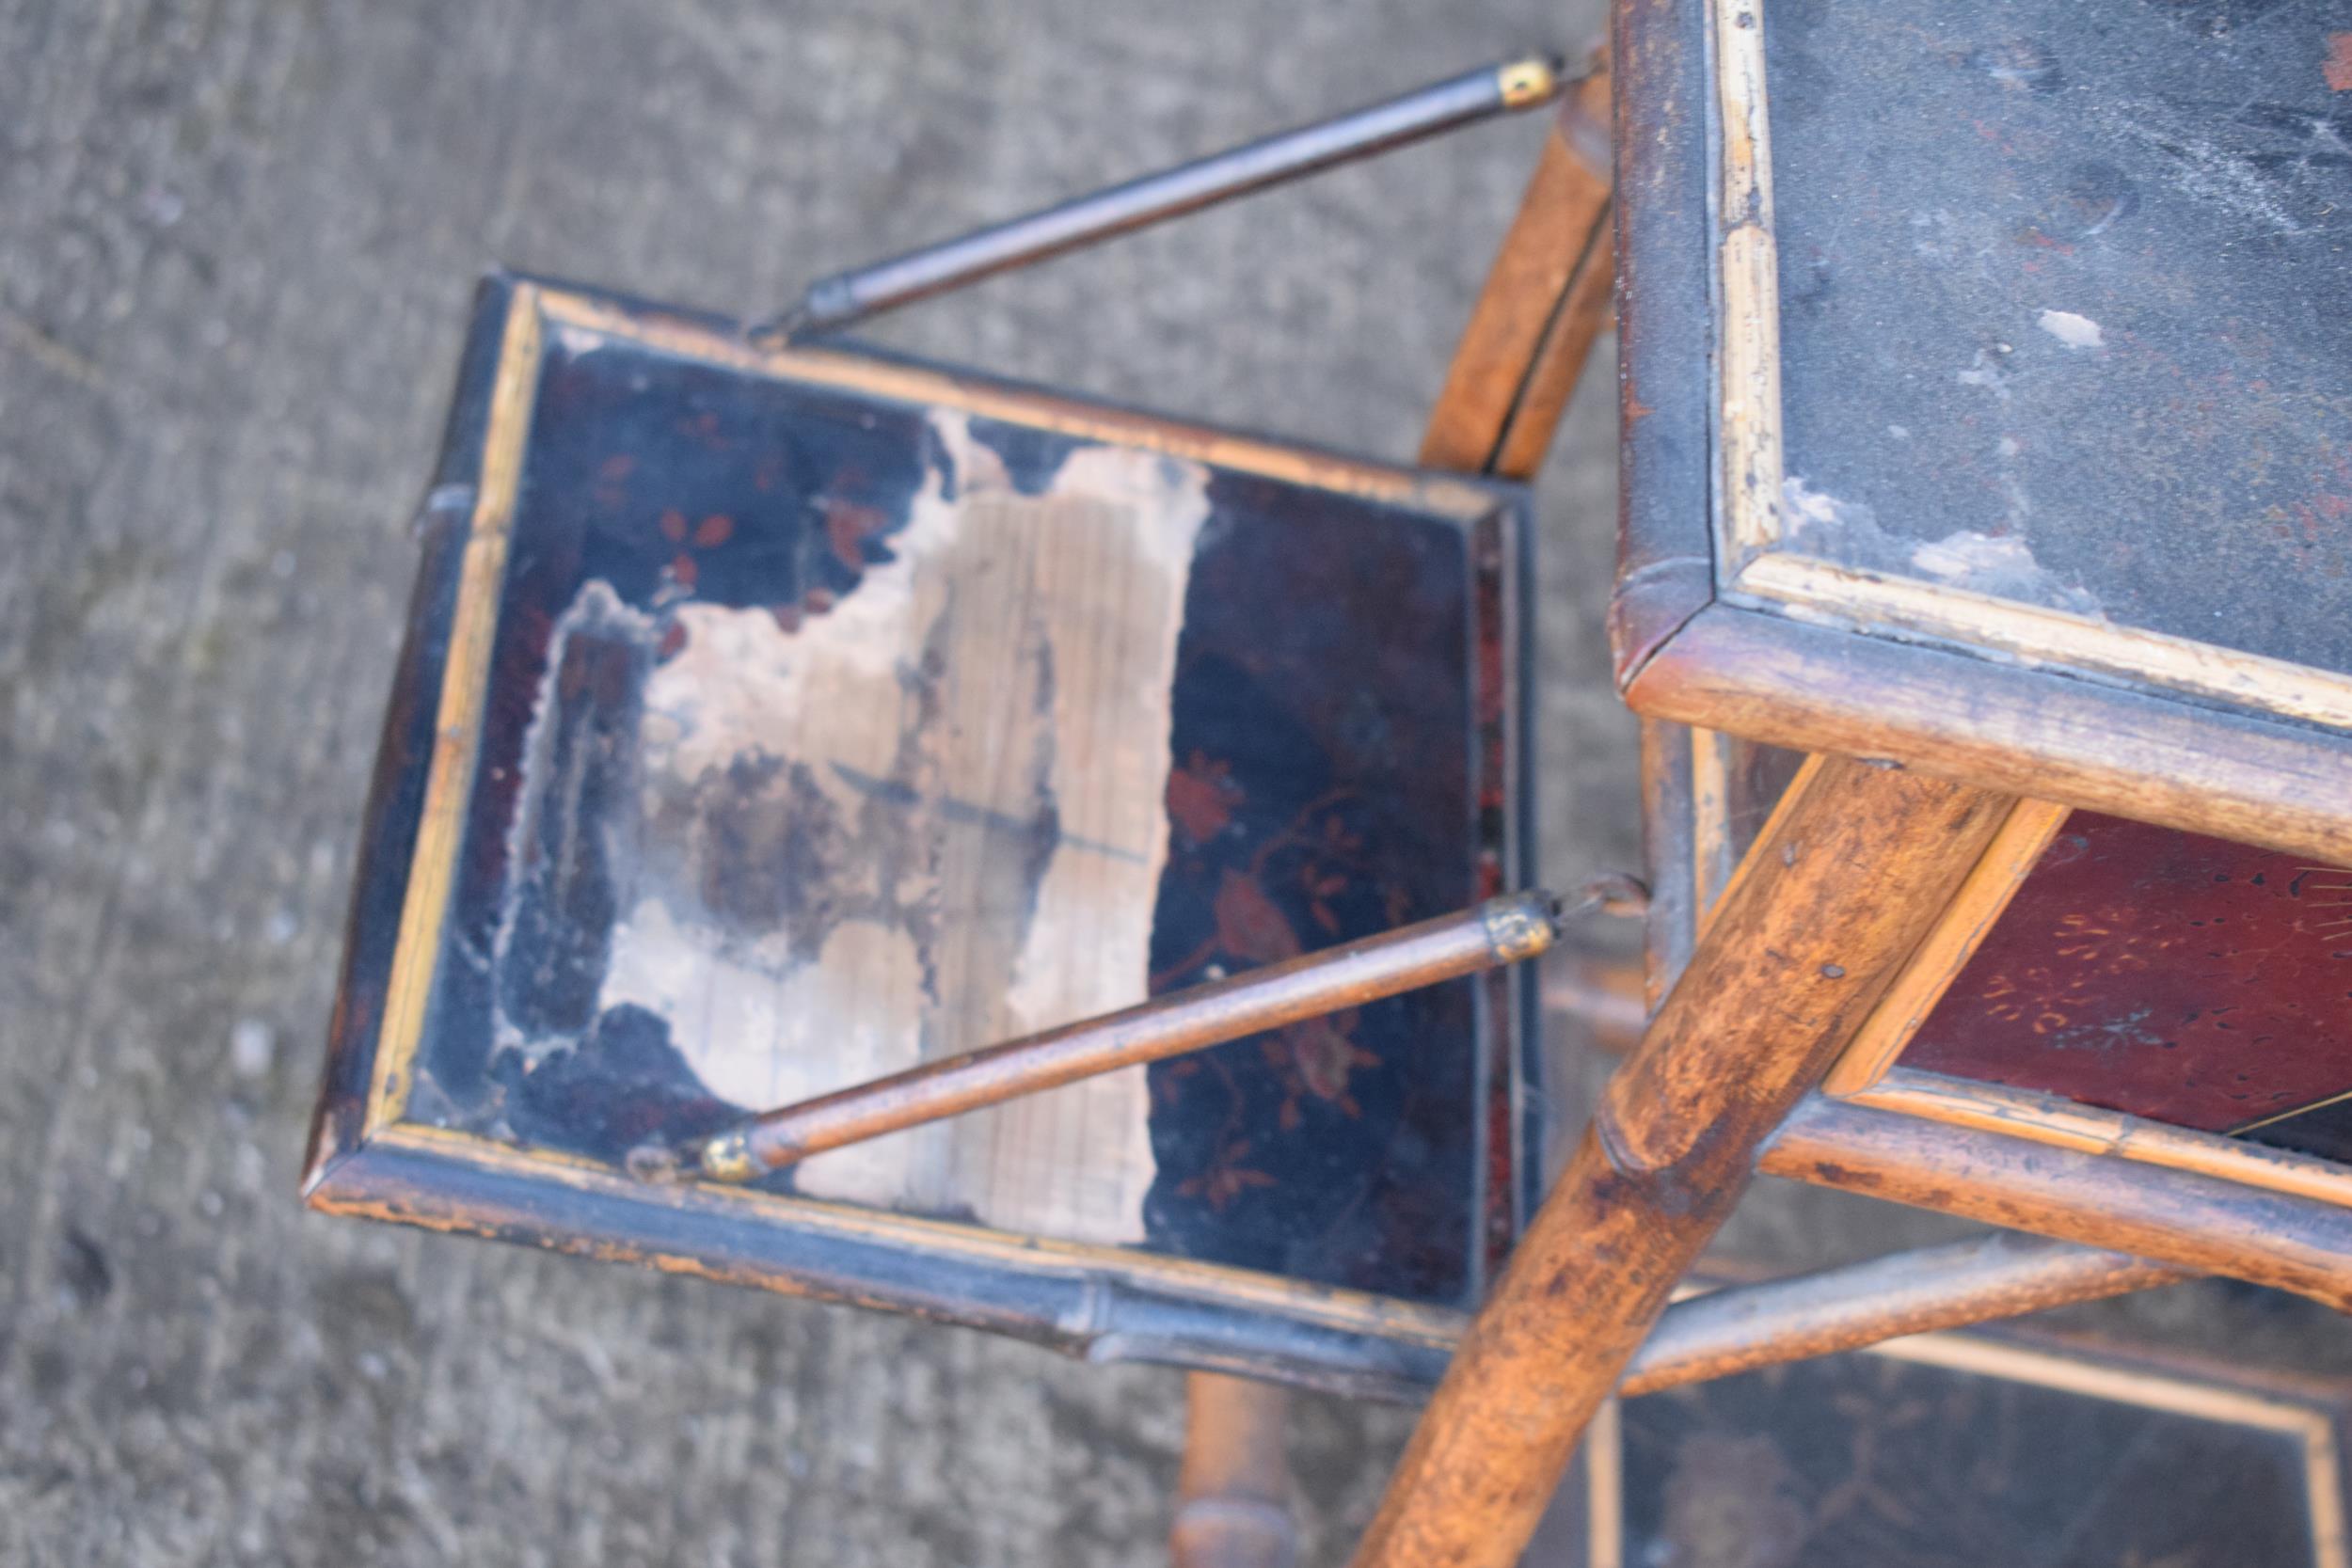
2037, 309, 2105, 350
1783, 476, 2100, 615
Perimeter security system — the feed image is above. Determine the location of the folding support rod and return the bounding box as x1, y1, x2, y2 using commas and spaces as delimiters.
749, 55, 1567, 343
1347, 756, 2015, 1568
648, 890, 1565, 1184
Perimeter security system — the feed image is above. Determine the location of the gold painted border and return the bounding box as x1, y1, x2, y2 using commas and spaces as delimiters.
535, 290, 1504, 522
364, 282, 546, 1135
1708, 0, 2352, 739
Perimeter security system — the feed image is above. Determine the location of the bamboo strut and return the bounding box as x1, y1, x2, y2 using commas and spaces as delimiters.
1347, 756, 2014, 1568
1761, 1094, 2352, 1313
1618, 1231, 2188, 1396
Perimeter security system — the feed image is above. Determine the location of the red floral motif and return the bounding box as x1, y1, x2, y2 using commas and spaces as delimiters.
818, 496, 889, 573
1210, 868, 1303, 966
1166, 751, 1241, 845
1177, 1137, 1278, 1212
1975, 966, 2096, 1036
1150, 790, 1394, 1147
1263, 1007, 1378, 1127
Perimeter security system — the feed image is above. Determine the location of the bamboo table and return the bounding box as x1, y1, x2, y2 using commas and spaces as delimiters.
1349, 2, 2352, 1563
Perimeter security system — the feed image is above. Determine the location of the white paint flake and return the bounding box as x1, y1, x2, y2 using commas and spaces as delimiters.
2037, 309, 2105, 350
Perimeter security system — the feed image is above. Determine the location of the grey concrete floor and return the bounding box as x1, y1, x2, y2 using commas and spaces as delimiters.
3, 1, 2344, 1565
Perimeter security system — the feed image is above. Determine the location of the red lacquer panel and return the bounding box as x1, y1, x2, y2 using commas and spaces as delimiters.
1901, 813, 2352, 1141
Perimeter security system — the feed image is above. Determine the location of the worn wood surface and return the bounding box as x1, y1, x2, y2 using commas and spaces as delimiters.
1419, 64, 1613, 481
1349, 756, 2013, 1568
1617, 1232, 2191, 1399
0, 0, 1629, 1562
1173, 1373, 1300, 1568
1629, 602, 2352, 865
314, 278, 1530, 1322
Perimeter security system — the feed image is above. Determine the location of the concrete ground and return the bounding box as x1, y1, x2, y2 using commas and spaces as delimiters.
3, 1, 2344, 1564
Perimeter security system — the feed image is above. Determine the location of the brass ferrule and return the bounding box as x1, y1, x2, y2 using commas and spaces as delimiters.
1481, 891, 1564, 965
695, 1128, 759, 1184
1497, 56, 1562, 111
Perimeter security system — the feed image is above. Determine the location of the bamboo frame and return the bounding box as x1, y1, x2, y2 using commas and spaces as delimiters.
1348, 757, 2015, 1568
1819, 798, 2070, 1096
1800, 785, 2352, 1217
1419, 55, 1613, 482
1615, 1231, 2185, 1396
1762, 1095, 2352, 1313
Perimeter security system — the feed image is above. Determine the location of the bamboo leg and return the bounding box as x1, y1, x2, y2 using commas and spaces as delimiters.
1420, 55, 1613, 482
1171, 1372, 1299, 1568
1347, 756, 2014, 1568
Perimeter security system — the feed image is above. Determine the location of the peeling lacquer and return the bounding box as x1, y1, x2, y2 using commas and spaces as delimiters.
552, 410, 1209, 1243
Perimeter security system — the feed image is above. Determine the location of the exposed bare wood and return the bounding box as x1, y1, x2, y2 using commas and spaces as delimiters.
1636, 718, 1697, 1011
1688, 725, 1733, 918
1347, 756, 2013, 1568
1625, 601, 2352, 865
1616, 1232, 2190, 1397
1488, 202, 1617, 482
1173, 1373, 1299, 1568
1711, 0, 1782, 562
1822, 800, 2071, 1096
1761, 1093, 2352, 1312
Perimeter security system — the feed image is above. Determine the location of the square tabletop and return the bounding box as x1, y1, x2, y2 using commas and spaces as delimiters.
1614, 0, 2352, 863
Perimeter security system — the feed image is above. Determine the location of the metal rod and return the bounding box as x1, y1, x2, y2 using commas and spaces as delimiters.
748, 55, 1565, 344
1618, 1233, 2191, 1398
655, 890, 1564, 1184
